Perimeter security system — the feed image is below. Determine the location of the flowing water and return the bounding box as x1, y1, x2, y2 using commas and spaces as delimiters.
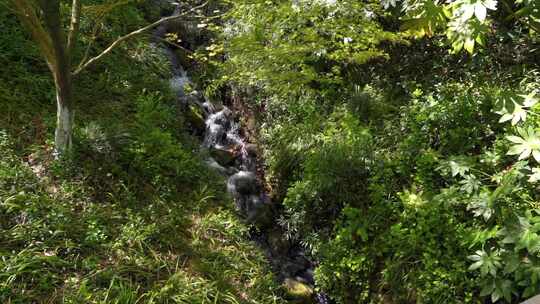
195, 76, 329, 304
156, 4, 329, 303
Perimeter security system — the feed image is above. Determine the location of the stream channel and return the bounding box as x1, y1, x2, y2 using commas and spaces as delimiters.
154, 3, 329, 303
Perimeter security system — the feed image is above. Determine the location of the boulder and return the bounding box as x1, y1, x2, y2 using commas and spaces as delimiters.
282, 278, 314, 304
205, 157, 227, 175
245, 143, 259, 156
281, 261, 307, 278
227, 171, 259, 196
245, 194, 273, 225
209, 147, 237, 166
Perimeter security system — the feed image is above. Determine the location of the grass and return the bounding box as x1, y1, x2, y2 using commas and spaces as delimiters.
0, 4, 286, 304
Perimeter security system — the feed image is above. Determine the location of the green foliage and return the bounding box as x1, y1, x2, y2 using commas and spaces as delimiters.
0, 2, 286, 303
395, 0, 539, 53
4, 0, 540, 302
210, 0, 401, 99
278, 108, 372, 242
215, 19, 540, 299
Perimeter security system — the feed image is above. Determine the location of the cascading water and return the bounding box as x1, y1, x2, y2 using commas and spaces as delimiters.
198, 86, 330, 304
156, 3, 329, 303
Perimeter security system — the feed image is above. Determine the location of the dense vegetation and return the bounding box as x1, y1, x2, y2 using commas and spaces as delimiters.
2, 0, 540, 303
199, 0, 540, 302
0, 2, 284, 303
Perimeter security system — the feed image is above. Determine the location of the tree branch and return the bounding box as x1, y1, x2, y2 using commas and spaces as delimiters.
72, 1, 209, 76
12, 0, 57, 69
154, 36, 193, 53
67, 0, 81, 57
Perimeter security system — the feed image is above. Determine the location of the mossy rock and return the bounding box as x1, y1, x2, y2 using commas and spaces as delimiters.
283, 278, 314, 304
267, 228, 291, 255
186, 104, 206, 133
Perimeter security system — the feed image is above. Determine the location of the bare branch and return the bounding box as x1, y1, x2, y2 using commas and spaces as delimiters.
73, 1, 209, 76
67, 0, 82, 56
76, 24, 103, 73
153, 36, 193, 53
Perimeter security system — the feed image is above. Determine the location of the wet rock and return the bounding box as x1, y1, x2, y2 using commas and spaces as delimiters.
281, 261, 307, 278
283, 278, 314, 303
268, 228, 291, 255
210, 147, 236, 166
186, 104, 206, 133
207, 101, 224, 112
227, 171, 259, 196
293, 255, 311, 269
245, 194, 273, 225
245, 143, 259, 156
202, 101, 216, 114
226, 166, 239, 176
205, 157, 227, 175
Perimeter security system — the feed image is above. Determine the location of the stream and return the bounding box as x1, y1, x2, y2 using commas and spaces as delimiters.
155, 3, 329, 303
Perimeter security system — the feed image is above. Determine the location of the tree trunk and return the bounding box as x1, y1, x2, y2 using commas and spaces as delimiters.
40, 0, 74, 157
53, 75, 73, 156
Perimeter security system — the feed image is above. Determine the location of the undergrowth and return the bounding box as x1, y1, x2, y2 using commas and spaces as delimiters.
0, 3, 285, 303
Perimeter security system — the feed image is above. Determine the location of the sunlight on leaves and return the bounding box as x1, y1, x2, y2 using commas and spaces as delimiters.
507, 127, 540, 162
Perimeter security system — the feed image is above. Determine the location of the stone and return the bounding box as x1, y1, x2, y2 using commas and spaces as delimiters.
282, 278, 314, 304
267, 228, 291, 255
209, 147, 236, 166
245, 194, 273, 225
186, 105, 206, 133
245, 143, 259, 156
227, 171, 259, 196
281, 261, 306, 278
205, 157, 227, 175
226, 167, 239, 176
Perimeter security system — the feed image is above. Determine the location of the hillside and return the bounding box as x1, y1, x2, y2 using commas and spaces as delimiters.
2, 0, 540, 303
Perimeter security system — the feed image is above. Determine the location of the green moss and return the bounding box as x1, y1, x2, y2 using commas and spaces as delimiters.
283, 279, 314, 303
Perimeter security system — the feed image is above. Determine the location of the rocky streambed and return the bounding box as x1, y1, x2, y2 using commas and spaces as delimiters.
154, 3, 329, 303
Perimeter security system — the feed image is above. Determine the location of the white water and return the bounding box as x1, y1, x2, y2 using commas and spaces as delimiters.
156, 4, 329, 302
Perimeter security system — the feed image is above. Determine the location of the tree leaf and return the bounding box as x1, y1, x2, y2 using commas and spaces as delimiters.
469, 260, 483, 270
464, 38, 475, 54
499, 113, 513, 123
507, 136, 525, 144
474, 3, 487, 22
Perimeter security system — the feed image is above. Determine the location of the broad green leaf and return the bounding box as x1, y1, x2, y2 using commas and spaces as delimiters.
469, 260, 483, 270
499, 113, 513, 123
474, 3, 487, 21
511, 103, 527, 125
506, 127, 540, 163
464, 38, 475, 53
480, 280, 495, 296
529, 168, 540, 183
520, 92, 539, 107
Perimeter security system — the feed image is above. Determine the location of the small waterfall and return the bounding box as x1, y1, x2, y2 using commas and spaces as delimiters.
155, 3, 330, 302
169, 67, 191, 97
200, 100, 329, 303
